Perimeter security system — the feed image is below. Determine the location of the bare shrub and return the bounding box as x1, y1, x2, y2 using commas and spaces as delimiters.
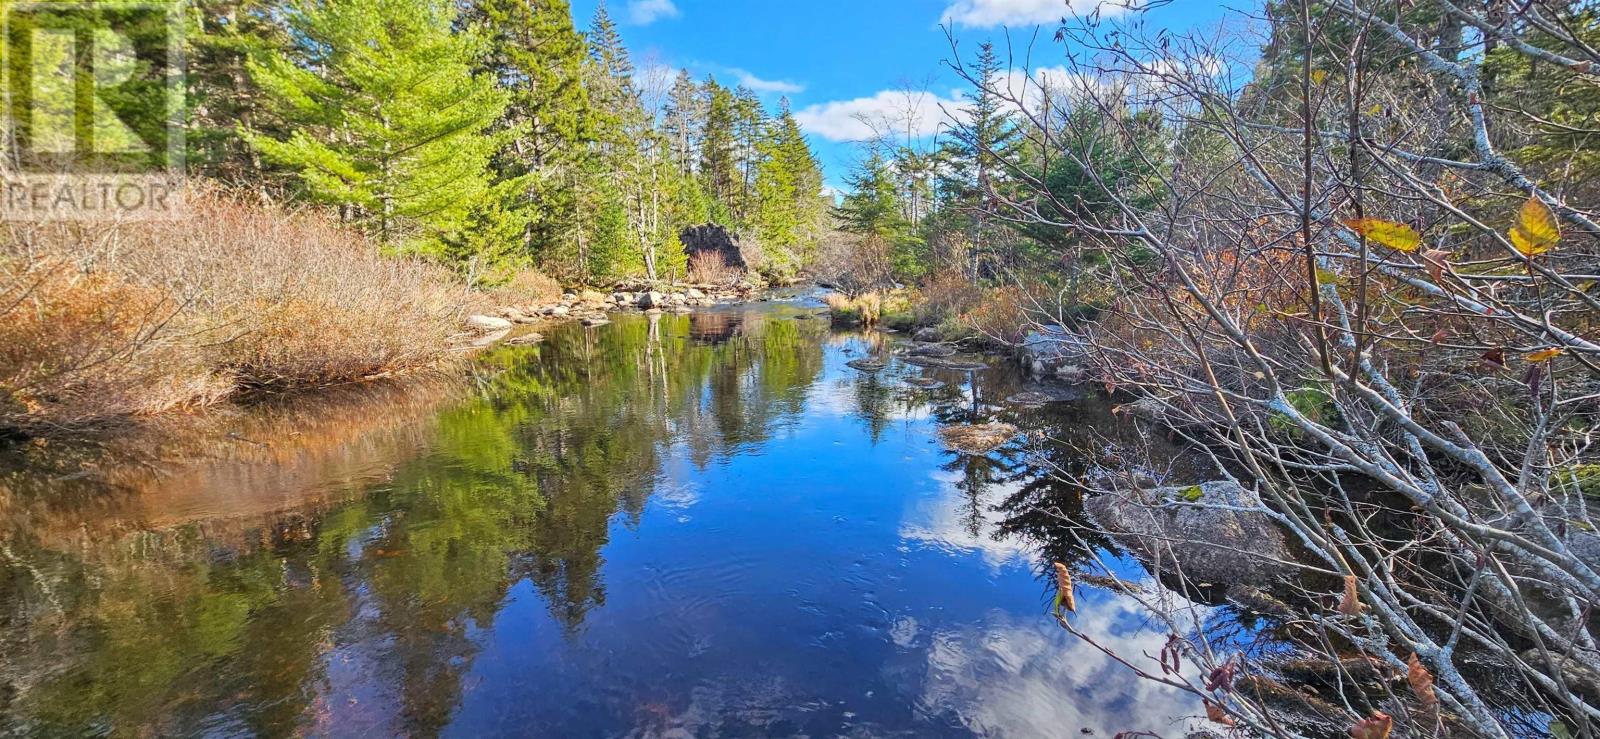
951, 2, 1600, 736
687, 250, 736, 285
0, 189, 479, 437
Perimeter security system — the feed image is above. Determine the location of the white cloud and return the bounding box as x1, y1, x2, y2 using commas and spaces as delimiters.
626, 0, 679, 25
794, 89, 965, 142
729, 68, 805, 95
940, 0, 1131, 28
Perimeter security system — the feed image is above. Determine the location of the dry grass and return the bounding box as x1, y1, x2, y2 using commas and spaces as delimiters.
825, 291, 885, 325
0, 190, 483, 439
485, 269, 562, 306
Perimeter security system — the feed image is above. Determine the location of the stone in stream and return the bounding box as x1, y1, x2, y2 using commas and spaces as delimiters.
1005, 386, 1079, 406
506, 332, 543, 345
581, 317, 610, 327
846, 358, 887, 372
905, 377, 944, 389
637, 291, 665, 309
901, 342, 957, 358
466, 314, 513, 332
900, 355, 987, 371
1083, 480, 1295, 587
937, 423, 1018, 454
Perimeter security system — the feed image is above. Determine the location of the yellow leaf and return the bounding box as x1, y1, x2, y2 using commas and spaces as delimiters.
1342, 218, 1421, 252
1509, 196, 1560, 256
1525, 347, 1565, 362
1311, 69, 1328, 85
1366, 103, 1382, 116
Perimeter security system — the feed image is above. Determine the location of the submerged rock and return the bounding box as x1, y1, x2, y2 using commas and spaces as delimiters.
846, 358, 887, 372
906, 377, 944, 389
1005, 386, 1078, 405
938, 423, 1018, 454
1084, 480, 1295, 587
506, 332, 543, 345
900, 355, 987, 371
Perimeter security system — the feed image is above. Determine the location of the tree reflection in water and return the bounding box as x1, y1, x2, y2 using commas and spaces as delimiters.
0, 303, 1217, 738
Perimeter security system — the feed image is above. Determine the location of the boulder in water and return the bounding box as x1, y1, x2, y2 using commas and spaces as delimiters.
1084, 481, 1295, 587
846, 358, 887, 372
467, 314, 513, 332
902, 342, 957, 358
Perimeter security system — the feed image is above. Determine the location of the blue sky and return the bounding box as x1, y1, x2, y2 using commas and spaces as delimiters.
568, 0, 1234, 190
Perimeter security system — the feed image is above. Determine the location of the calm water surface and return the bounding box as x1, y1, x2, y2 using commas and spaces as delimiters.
0, 296, 1209, 738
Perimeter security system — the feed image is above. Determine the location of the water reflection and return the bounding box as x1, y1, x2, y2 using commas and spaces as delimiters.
0, 300, 1205, 737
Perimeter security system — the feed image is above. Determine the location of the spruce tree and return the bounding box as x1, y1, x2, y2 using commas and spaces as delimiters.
939, 41, 1017, 274
661, 70, 702, 175
698, 77, 738, 221
246, 0, 509, 248
730, 85, 766, 223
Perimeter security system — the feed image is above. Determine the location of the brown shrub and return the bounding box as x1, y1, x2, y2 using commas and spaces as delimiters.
914, 270, 983, 328
964, 286, 1031, 346
687, 250, 736, 285
0, 189, 480, 438
486, 269, 562, 306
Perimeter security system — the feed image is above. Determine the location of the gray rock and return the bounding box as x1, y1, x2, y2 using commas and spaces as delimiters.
581, 317, 611, 327
846, 358, 887, 372
637, 291, 665, 309
612, 292, 634, 305
687, 287, 706, 299
1020, 326, 1092, 376
1084, 481, 1295, 587
903, 342, 957, 358
912, 327, 942, 342
466, 314, 513, 332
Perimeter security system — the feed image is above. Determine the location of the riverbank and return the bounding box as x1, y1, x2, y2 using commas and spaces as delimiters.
0, 193, 781, 448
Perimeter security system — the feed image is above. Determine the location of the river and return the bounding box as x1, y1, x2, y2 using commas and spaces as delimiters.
0, 294, 1214, 737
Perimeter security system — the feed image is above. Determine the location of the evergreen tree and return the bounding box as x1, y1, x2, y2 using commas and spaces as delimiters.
939, 41, 1018, 274
471, 0, 591, 273
730, 85, 766, 223
188, 0, 285, 186
246, 0, 509, 248
661, 70, 702, 174
754, 103, 826, 271
698, 77, 738, 220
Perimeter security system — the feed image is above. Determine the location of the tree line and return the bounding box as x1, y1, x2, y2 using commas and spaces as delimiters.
156, 0, 827, 284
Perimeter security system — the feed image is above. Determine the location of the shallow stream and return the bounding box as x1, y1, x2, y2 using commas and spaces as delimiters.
0, 294, 1213, 737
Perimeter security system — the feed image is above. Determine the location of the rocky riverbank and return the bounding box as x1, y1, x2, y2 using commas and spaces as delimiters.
462, 278, 769, 344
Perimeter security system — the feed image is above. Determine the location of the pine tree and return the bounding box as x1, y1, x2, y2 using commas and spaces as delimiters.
246, 0, 509, 248
471, 0, 591, 274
